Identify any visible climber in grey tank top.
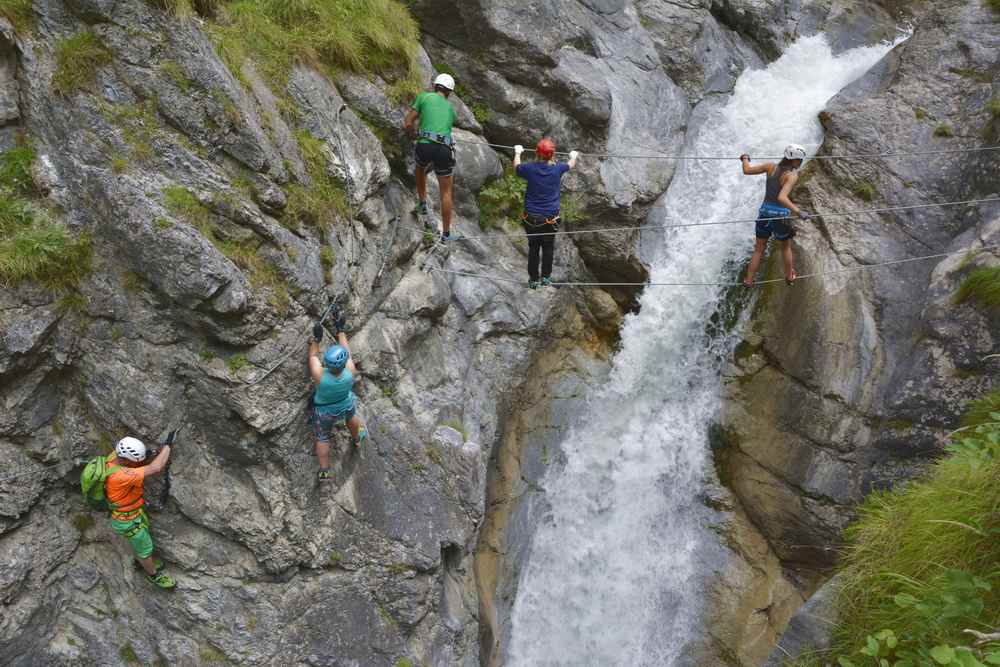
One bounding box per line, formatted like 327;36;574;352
739;144;812;286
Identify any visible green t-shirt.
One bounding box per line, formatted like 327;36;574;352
412;91;457;143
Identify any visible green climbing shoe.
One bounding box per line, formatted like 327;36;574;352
317;469;334;483
146;572;176;589
541;277;553;287
528;280;540;290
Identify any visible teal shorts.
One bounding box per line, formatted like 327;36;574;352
110;510;153;559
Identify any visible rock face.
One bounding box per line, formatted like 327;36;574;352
0;2;620;665
719;0;1000;657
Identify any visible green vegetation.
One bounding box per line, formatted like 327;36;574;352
328;549;342;566
284;130;348;231
206;0;422;99
443;419;468;442
199;646;228;664
424;444;443;468
72;512;96;534
119;644;139;664
0;0;34;31
101;101;161;163
986;0;1000;14
914;107;927;120
122;270;144;292
806;404;1000;667
478;168;526;230
852;180;877;202
934;123;955;138
52;31;112;95
227;354;249;373
150;0;224;19
395;659;414;667
111;155;128;174
160;60;192;92
387;562;412;576
963;391;1000;429
984;97;1000;143
949;67;993;84
199;347;216;362
954;266;1000;312
320;245;335;284
0;144;92;288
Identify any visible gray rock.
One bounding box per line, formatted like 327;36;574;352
764;576;841;666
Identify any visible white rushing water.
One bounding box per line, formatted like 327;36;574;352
507;34;900;666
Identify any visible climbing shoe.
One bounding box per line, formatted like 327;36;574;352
441;231;459;243
146;572;176;590
134;558;164;573
541;277;552;287
317;469;334;483
528;280;540;290
415;200;428;216
352;429;368;459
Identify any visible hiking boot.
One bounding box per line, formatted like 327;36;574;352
317;469;334;483
441;231;459;243
528;280;540;290
540;277;553;287
146;572;176;589
415;200;429;216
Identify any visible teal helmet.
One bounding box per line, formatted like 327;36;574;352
323;345;349;370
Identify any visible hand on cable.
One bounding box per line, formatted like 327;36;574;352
333;314;347;334
514;145;524;155
164;430;178;451
569;150;579;160
798;210;813;220
313;322;325;342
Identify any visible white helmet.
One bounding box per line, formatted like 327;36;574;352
115;436;147;462
783;144;807;161
433;73;455;91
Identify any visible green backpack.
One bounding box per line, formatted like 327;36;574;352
80;453;121;512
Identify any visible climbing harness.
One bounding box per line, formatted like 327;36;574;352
417;130;455;146
428;243;1000;288
523;212;562;232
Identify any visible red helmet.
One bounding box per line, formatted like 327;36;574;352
536;138;556;160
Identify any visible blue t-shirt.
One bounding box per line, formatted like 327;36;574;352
516;162;570;217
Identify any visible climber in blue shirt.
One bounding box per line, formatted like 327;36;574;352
308;309;367;483
514;138;579;288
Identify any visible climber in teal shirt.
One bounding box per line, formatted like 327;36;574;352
308;310;367;483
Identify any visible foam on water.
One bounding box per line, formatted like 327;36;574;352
507;34;901;666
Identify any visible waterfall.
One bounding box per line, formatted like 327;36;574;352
507;34;901;666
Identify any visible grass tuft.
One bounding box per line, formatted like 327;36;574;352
954;266;1000;312
160;61;193;92
0;0;34;31
823;411;1000;665
933;123;955;138
227;354;248;373
987;0;1000;13
72;512;96;534
149;0;224;18
205;0;422;99
52;31;113;95
119;644;139;664
852;180;877;202
0;144;40;196
284;130;348;230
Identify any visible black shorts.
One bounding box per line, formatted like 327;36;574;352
415;142;455;177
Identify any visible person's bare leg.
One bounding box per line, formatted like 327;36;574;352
744;238;768;285
137;555;157;576
316;440;330;469
346;415;361;440
415;165;427;204
439;175;454;234
782;239;795;282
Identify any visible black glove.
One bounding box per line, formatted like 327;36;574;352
313;322;325;342
164;429;178;450
333;314;347;334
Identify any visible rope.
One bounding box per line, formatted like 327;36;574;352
459;141;1000;162
409;196;1000;242
430;243;1000;288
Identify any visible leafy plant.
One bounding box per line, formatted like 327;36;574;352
954;266;1000;312
227;354;249;373
478;168;526;230
52;31;113;95
961;391;1000;429
830;417;1000;665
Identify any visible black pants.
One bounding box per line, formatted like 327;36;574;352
525;223;556;281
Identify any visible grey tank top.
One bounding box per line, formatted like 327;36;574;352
764;166;787;204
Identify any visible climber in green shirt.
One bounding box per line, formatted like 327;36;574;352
404;73;458;241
